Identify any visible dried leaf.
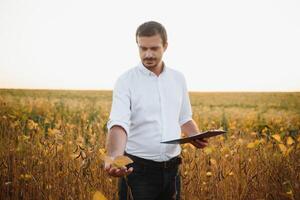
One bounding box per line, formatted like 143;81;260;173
278;144;287;153
99;148;106;155
210;158;217;166
112;156;133;168
247;142;256;149
99;154;133;168
93;191;107;200
272;134;281;143
206;171;212;177
287;137;294;145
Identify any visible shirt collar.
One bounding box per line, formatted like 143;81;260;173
138;62;167;77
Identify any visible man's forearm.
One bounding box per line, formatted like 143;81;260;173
106;126;127;157
181;119;200;136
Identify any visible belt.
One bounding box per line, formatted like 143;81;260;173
125;152;182;169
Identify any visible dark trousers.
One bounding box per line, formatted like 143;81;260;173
118;154;181;200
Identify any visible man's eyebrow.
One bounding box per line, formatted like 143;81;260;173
138;45;160;49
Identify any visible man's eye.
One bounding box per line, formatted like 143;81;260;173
140;47;147;51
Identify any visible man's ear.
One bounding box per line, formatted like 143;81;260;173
163;42;168;51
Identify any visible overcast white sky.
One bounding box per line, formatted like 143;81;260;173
0;0;299;91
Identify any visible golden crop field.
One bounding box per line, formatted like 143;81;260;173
0;89;299;200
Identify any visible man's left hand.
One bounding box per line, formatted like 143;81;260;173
190;138;208;148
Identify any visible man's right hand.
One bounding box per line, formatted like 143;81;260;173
104;162;133;177
105;125;132;177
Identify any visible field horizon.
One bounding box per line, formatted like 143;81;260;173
1;88;299;93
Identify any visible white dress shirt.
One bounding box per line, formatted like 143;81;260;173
107;62;192;161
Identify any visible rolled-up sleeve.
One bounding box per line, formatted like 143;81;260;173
179;75;193;126
107;76;131;134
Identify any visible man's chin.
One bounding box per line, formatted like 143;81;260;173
143;62;157;69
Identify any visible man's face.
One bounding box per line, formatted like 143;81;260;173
137;34;168;70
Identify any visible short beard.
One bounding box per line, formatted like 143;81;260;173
142;59;157;69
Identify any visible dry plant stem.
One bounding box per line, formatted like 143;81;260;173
124;175;134;200
20;165;48;200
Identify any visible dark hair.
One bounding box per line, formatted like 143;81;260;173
135;21;168;46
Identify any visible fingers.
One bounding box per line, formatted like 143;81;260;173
190;140;199;147
190;139;208;149
198;138;208;146
109;166;126;177
126;167;134;175
104;164;133;177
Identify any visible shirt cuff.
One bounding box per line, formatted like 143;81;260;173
107;120;130;135
179;117;192;126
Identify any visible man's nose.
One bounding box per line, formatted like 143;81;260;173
145;50;153;58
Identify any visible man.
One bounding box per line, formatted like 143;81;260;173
105;21;208;200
